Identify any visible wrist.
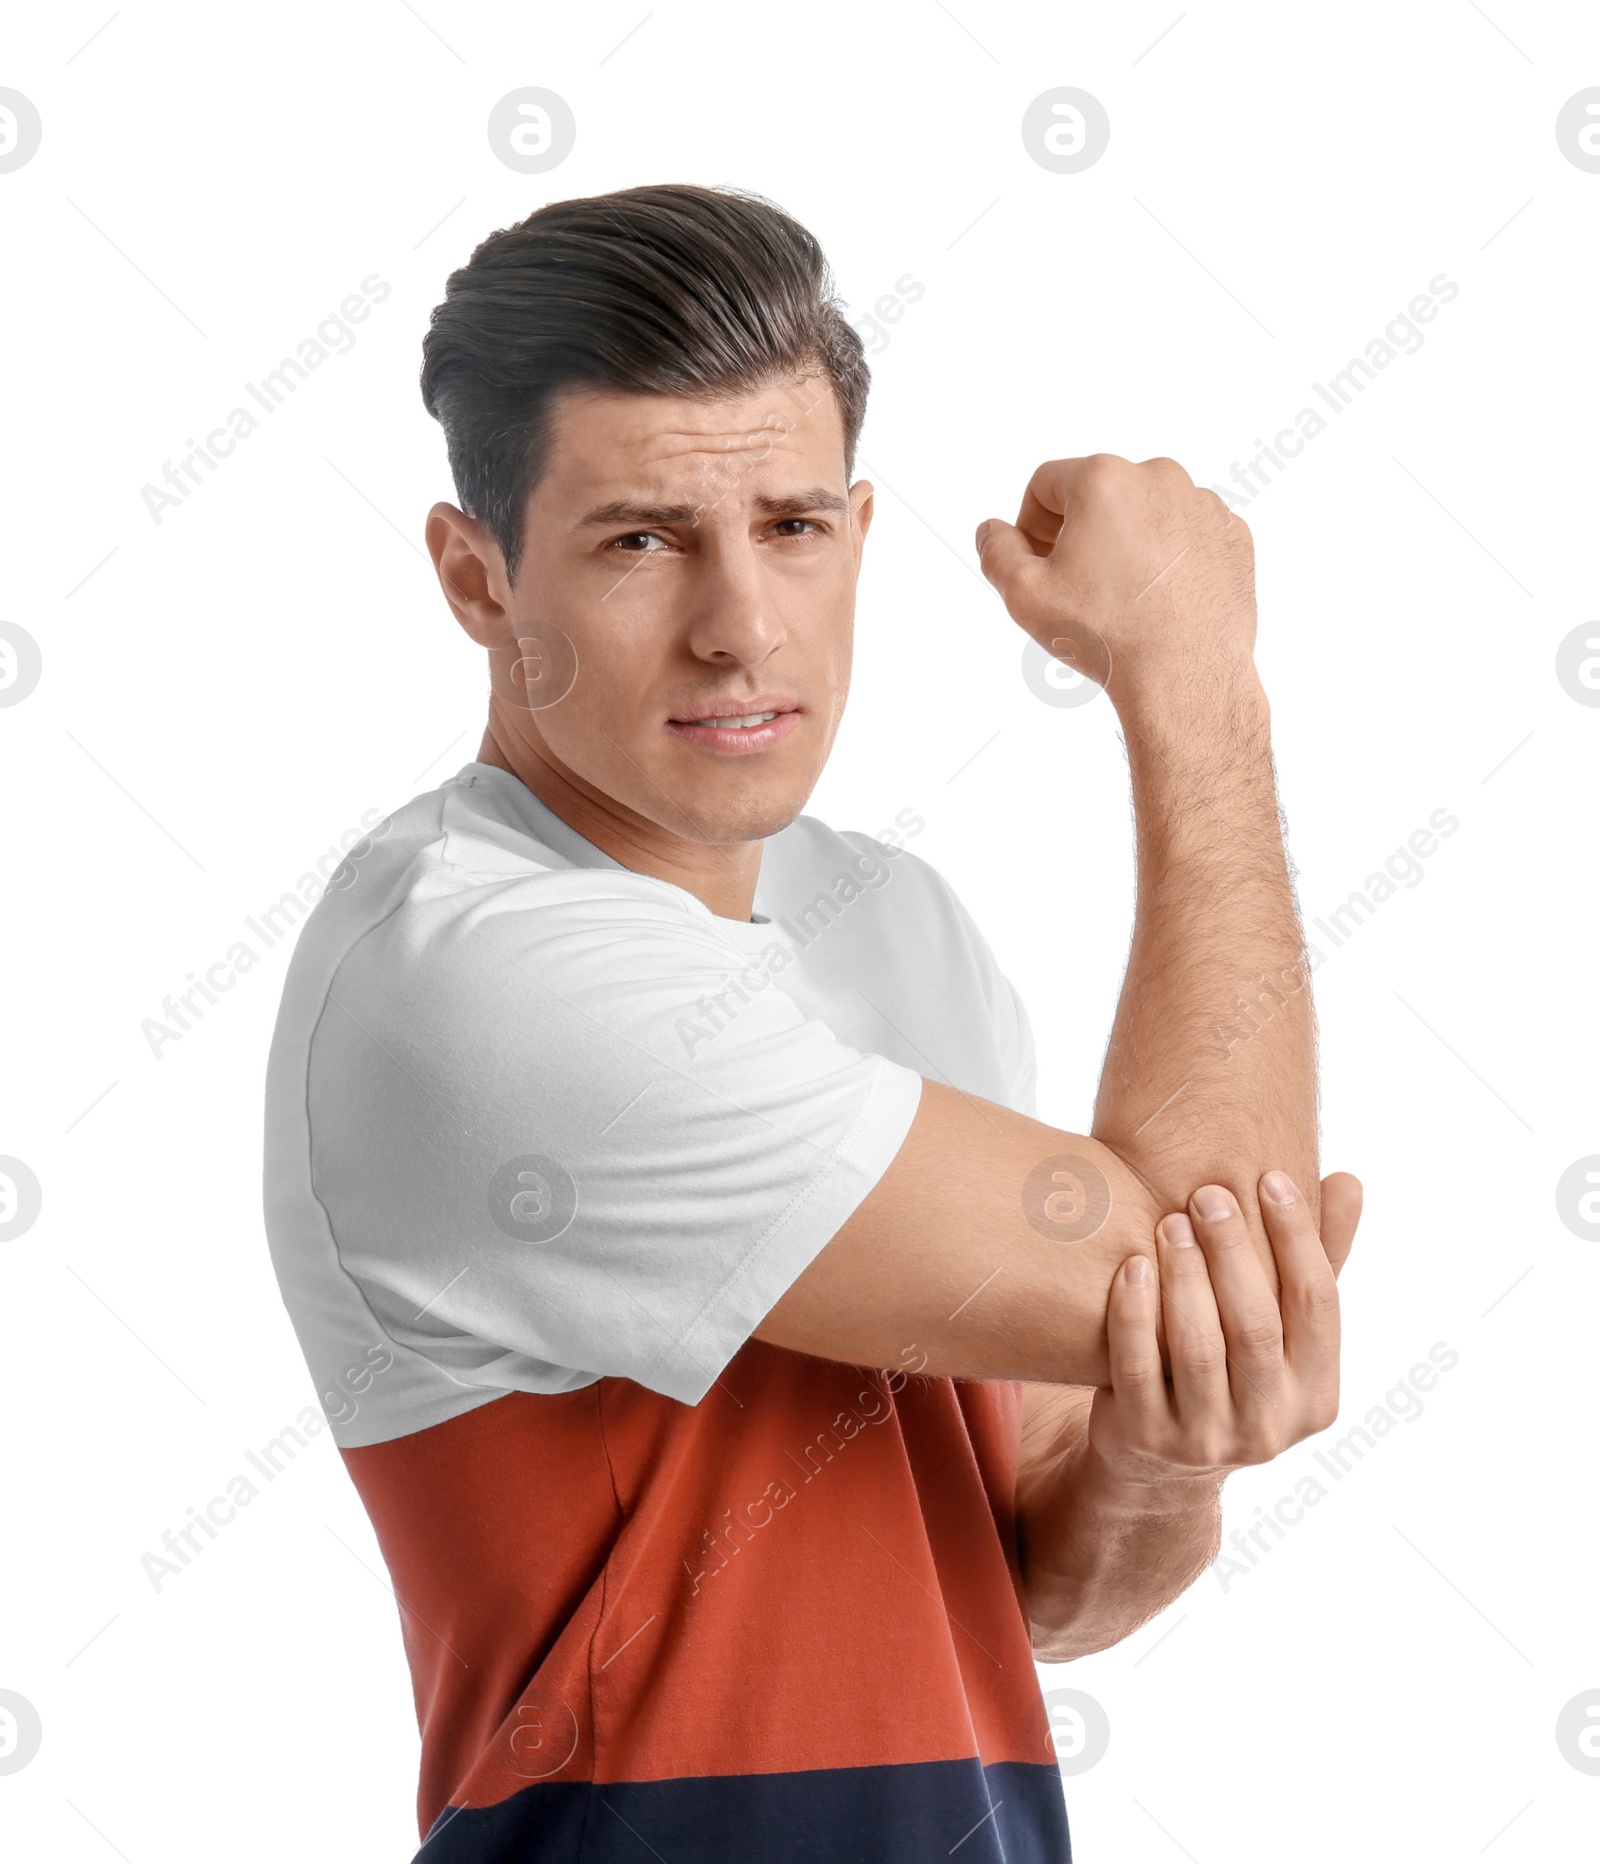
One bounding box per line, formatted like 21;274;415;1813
1075;1435;1228;1521
1111;652;1269;737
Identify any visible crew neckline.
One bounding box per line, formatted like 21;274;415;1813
456;761;775;927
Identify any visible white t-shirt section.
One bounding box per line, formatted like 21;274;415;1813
263;763;1039;1448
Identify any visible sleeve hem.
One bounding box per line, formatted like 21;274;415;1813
640;1056;926;1405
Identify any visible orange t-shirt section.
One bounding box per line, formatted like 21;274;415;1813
341;1338;1058;1834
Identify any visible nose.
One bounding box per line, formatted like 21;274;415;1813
682;533;789;666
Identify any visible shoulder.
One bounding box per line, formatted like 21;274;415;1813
765;806;951;909
773;809;991;940
284;773;741;1060
343;772;712;938
784;809;1030;1023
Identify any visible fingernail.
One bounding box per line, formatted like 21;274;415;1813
1261;1170;1295;1205
975;520;993;548
1191;1185;1233;1221
1160;1213;1197;1248
1125;1255;1153;1287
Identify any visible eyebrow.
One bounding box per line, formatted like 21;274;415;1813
574;486;850;529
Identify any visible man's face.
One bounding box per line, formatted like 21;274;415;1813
484;373;872;848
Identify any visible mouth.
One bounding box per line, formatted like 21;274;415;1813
664;697;803;755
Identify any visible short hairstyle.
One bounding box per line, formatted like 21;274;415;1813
419;183;871;586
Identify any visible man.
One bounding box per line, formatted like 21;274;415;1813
263;183;1360;1861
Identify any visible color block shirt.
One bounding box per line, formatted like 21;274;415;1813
262;761;1072;1862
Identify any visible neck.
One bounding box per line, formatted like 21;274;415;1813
475;725;763;922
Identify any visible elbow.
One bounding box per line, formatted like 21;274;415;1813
1022;1569;1129;1665
1028;1612;1128;1665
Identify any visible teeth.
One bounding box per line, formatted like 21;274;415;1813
699;712;778;729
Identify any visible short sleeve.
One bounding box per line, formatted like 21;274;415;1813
997;973;1040;1121
892;845;1040;1122
305;872;925;1407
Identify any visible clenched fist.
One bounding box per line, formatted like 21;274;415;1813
976;454;1256;701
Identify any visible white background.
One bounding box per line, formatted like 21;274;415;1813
2;2;1597;1858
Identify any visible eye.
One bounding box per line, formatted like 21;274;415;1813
606;530;667;554
772;518;823;538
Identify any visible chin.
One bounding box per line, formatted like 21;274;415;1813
683;780;812;847
708;800;808;845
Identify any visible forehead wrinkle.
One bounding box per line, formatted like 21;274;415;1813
643;426;800;464
552;387;846;528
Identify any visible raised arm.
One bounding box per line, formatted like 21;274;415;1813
754;454;1317;1388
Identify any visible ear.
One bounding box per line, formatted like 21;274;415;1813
426;502;512;648
849;478;874;566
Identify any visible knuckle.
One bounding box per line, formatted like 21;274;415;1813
1235;1313;1284;1355
1025;460;1068;502
1143;455;1192;485
1238;1425;1281;1465
1298;1276;1341;1321
1080;453;1126;494
1176;1338;1226;1379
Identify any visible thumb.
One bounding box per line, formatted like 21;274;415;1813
974;517;1040;596
1318;1170;1364;1280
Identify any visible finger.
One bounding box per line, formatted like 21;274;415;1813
974;517;1044;595
1105;1254;1170;1437
1257;1171;1340;1397
1260;1163;1335;1356
1155;1211;1229;1425
1014;455;1114;553
1186;1184;1285;1422
1317;1170;1364;1280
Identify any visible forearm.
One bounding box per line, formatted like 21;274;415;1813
1019;1399;1223;1661
985;460;1337;1621
1094;663;1320;1267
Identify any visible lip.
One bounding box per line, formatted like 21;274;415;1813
664;697;803;756
667;694;798;724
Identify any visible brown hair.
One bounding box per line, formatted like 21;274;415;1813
419;183;870;585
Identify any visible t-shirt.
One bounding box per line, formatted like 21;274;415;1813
262;760;1072;1863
